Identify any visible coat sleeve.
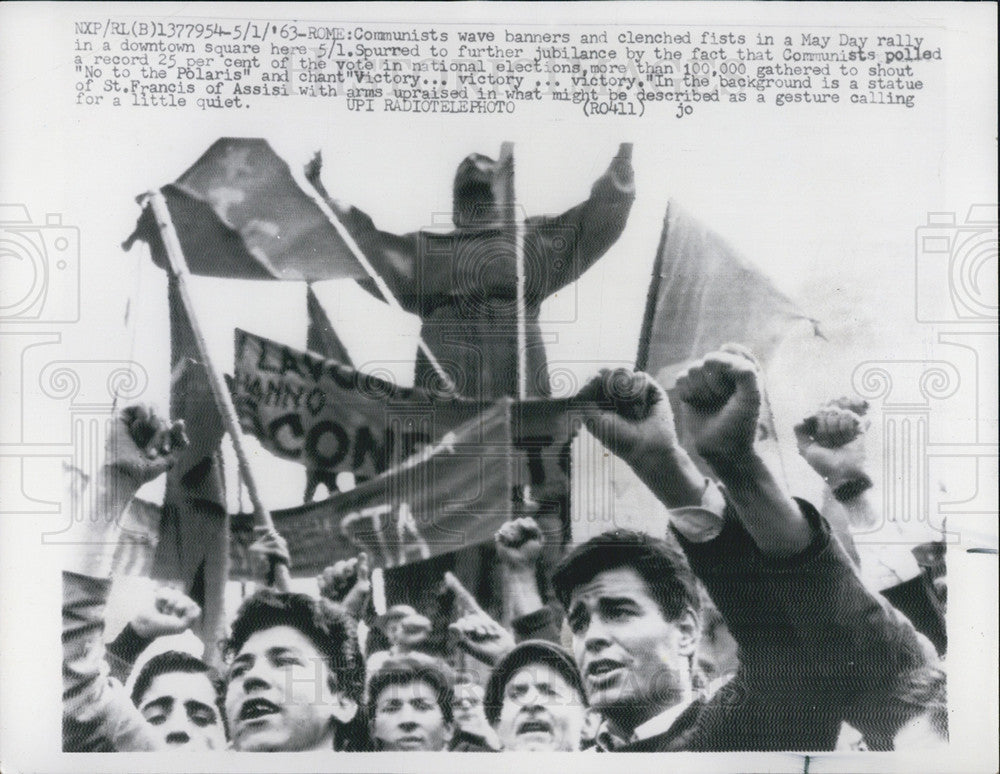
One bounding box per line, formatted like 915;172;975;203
324;202;423;313
675;498;930;751
105;623;154;684
526;149;635;299
63;572;157;752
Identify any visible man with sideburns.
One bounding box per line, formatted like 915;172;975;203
555;348;930;751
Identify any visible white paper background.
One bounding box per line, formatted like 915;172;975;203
1;3;996;773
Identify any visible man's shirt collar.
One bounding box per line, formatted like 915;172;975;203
594;698;695;751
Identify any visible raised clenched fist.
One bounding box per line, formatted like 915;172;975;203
575;367;680;463
794;400;870;491
108;405;188;485
317;552;370;619
130;586;201;639
495;517;544;570
676;346;763;461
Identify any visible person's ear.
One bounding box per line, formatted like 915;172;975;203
676;608;700;658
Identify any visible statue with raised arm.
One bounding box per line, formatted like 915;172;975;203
306;144;635;399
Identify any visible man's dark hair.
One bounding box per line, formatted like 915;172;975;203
130;650;226;728
222;588;364;704
552;528;701;623
367;655;456;726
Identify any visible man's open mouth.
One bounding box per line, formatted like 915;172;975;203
517;719;553;735
587;659;624;676
586;659;626;685
238;698;280;722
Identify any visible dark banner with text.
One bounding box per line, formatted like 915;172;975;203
230;400;513;576
233;329;580;498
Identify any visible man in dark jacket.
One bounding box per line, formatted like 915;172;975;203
552;351;931;751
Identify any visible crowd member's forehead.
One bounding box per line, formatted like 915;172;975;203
232;625;327;667
568;566;662;616
486;640;586;725
505;663;578;696
375;678;441;708
141;671;219;711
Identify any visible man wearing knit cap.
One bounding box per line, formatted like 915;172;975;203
485;640;588;751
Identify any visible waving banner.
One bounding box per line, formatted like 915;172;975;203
124;138;366;281
636;199;815;380
230;400;513;576
233;329;579;497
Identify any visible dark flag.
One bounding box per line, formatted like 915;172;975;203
123;138;366;281
307;284;353;366
148;277;229;665
634;200;818;478
637;199;816;378
232;328;578;496
230;401;513;577
572;201;819;540
305;284;355;499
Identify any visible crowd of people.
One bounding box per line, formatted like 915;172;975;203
62;347;948;753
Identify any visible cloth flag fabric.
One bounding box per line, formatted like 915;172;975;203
636;199;815;379
230;401;513;577
232;329;577;499
572;201;817;542
123;138;366;281
305;284;354;499
306;284;353;366
631;200;816;486
148;276;229;665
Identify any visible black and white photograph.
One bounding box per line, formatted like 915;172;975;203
0;3;996;773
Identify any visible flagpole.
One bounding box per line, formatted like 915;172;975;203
497;143;534;526
498;142;528;402
296;167;457;396
146;190;275;534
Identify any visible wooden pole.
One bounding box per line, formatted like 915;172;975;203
498;142;528;402
295;166;457;395
497;143;534;521
147;190;275;532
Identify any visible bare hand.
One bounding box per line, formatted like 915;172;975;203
444;571;513;665
610;143;634;189
130;586;201;639
304;151;325;191
798;401;869;448
249;526;291;576
318;552;370;619
395;610;432;649
449;613;515;667
794;402;870;489
676;346;762;461
576;368;680;464
108;405;188;485
495;517;544;570
444;571;486;617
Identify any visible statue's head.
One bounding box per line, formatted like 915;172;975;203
453;154;501;228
